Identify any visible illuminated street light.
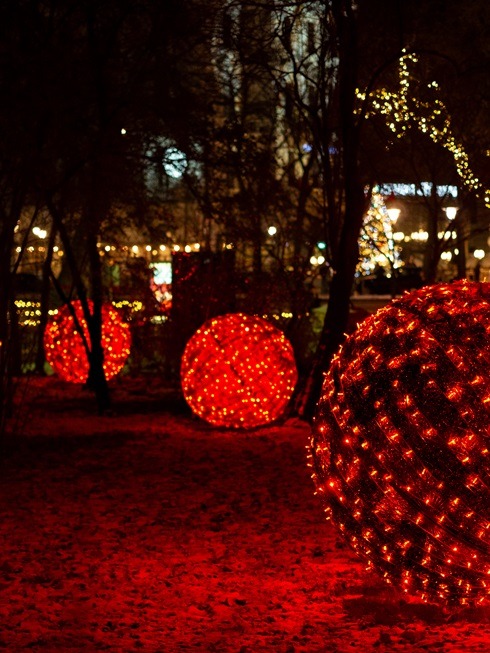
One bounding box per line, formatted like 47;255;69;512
386;207;401;222
473;249;485;260
32;226;47;239
267;226;277;236
444;206;458;220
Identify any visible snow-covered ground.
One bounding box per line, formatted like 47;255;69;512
1;376;490;652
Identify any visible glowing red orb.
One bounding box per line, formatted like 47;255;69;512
181;312;298;428
311;280;490;606
44;300;131;383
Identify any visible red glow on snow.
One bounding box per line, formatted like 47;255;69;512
44;300;131;383
311;280;490;606
181;312;298;428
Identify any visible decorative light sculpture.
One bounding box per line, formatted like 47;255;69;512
181;313;298;428
44;300;131;383
357;52;490;209
310;280;490;606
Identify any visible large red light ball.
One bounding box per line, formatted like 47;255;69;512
310;280;490;606
181;312;298;428
44;300;131;383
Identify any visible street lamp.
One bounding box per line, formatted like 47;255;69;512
385;192;401;224
444;206;458;221
386;207;401;223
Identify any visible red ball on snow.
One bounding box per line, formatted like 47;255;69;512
44;300;131;383
181;312;298;428
310;280;490;606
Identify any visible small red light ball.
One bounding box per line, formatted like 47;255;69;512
181;312;298;428
311;280;490;606
44;300;131;383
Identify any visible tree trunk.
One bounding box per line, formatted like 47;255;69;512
0;213;18;439
0;251;13;438
86;230;111;414
295;0;367;421
35;226;57;374
47;198;111;413
295;182;366;421
422;185;441;284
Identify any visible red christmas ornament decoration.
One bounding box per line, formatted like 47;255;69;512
44;300;131;383
181;312;298;428
310;280;490;606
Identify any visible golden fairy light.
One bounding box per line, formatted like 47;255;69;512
358;52;490;209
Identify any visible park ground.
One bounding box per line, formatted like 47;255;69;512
1;376;490;652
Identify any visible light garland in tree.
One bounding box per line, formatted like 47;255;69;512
310;280;490;606
358;52;490;209
181;313;298;428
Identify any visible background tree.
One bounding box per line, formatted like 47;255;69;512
0;0;217;420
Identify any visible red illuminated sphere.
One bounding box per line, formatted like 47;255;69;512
44;300;131;383
181;312;298;428
311;280;490;606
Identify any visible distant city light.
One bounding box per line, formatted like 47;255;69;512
379;183;458;198
32;226;47;239
163;147;187;179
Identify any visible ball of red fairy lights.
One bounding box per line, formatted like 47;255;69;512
44;300;131;383
310;280;490;606
181;312;298;428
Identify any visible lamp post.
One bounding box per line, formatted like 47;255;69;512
444;206;458;221
473;249;485;282
386;207;401;222
443;204;469;280
384;197;402;297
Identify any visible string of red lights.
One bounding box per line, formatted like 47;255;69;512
44;300;132;384
310;280;490;606
181;313;298;429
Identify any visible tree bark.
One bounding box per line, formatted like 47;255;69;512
85;230;111;414
35;226;57;374
295;0;367;421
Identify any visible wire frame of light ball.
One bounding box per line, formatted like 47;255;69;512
44;300;131;383
309;280;490;607
180;313;298;429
